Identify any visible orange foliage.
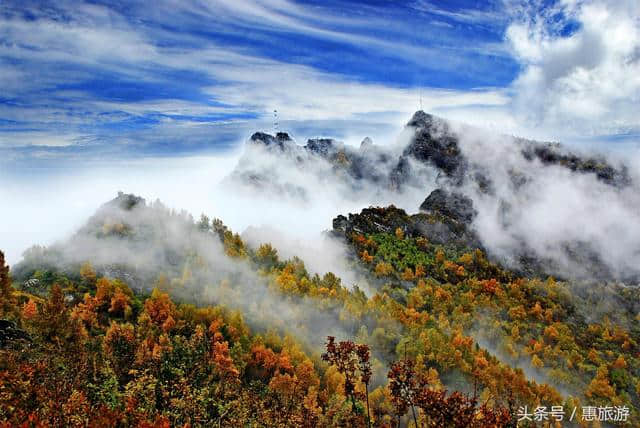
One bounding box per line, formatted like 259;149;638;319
508;305;526;320
62;390;90;426
250;344;280;378
401;267;415;281
374;262;393;277
585;366;616;399
143;288;176;327
612;355;627;369
161;314;175;333
480;278;499;295
71;294;99;329
22;299;38;320
451;332;473;351
109;289;131;317
544;325;559;341
95;277;114;305
531;354;544;369
360;250;374;263
530;302;543;320
212;340;239;379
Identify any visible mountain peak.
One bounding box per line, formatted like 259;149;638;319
109;192;146;211
407;110;437;128
249;131;293;150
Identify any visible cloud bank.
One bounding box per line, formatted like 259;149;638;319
506;0;640;139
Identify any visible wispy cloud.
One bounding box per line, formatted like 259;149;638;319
0;0;637;161
411;0;508;27
0;0;519;157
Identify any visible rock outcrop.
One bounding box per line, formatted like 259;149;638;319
249;131;294;151
237;112;635;282
419;188;476;224
304;138;343;157
333;187;481;249
403;111;467;181
521;143;630;187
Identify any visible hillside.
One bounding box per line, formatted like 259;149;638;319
2;111;640;427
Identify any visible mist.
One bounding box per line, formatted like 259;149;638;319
1;154;235;266
11;188;367;351
4;114;640;287
1;124;434;294
448;122;640;282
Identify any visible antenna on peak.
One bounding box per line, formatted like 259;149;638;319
419;88;423;111
273;109;279;133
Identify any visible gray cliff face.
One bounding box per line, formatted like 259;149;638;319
305;138;343;157
521;142;630;187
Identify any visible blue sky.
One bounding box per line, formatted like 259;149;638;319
1;0;639;166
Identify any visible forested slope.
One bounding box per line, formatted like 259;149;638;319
2;190;639;427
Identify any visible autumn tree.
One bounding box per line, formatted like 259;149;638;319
322;336;371;420
256;243;280;268
360;250;374;264
211;335;240;381
143;288;177;331
109;288;132;318
585;365;616;400
22;299;38;320
375;262;394;277
387;359;419;427
38;283;70;343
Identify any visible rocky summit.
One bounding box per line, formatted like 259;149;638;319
243;111;629;196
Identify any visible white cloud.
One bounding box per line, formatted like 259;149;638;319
506;0;640;138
